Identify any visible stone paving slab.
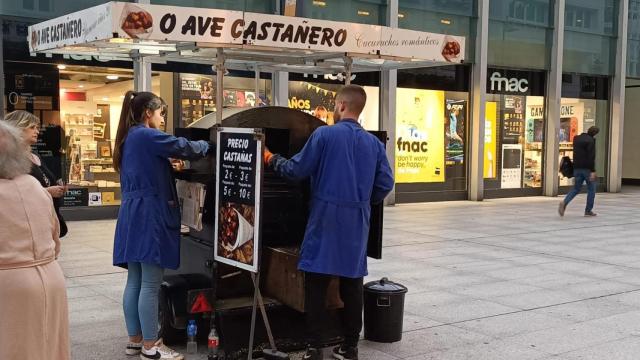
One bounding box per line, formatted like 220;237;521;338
57;187;640;359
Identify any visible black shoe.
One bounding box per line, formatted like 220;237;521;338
302;347;322;360
558;201;566;217
332;345;358;360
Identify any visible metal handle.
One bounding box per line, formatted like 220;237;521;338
377;295;391;307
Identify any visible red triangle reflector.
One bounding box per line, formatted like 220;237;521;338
191;293;213;313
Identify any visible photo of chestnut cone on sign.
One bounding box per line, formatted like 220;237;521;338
121;5;153;39
218;202;255;265
442;38;461;62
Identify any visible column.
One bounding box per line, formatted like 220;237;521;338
272;71;289;107
543;0;565;197
381;0;398;205
468;0;490;201
381;70;397;206
608;0;629;193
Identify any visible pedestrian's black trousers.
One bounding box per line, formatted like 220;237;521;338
304;272;363;348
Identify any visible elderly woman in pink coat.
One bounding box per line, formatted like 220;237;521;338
0;120;70;359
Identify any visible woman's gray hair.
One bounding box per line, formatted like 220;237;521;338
4;110;40;129
0;120;32;179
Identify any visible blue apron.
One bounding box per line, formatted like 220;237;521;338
113;125;209;270
271;120;394;278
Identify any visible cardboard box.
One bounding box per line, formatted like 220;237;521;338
262;246;343;313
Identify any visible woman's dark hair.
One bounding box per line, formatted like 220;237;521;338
113;91;166;172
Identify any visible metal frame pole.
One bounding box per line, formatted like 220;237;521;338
468;0;490;201
254;65;260;107
344;56;353;85
132;0;151;91
272;71;289;107
608;0;629;193
543;0;565;197
216;48;225;124
133;55;152;92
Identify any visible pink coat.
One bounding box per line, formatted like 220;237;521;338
0;174;70;360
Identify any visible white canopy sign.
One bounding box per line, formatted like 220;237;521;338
28;2;465;63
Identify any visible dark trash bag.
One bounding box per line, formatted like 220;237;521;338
363;277;408;343
560;156;574;178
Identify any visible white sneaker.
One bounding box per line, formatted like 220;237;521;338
126;341;142;355
140;339;184;360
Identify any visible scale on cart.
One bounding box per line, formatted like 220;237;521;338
28;4;465;359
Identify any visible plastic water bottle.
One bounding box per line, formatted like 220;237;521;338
207;326;219;360
187;320;198;354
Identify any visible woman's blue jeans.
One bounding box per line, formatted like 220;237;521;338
123;262;164;341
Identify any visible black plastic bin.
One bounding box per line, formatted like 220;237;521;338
363;277;408;343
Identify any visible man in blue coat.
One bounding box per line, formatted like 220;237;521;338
265;85;394;360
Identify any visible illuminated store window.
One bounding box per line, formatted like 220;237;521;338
484;68;546;192
560;74;610;188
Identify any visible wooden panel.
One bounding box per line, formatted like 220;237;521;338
262;246;343;313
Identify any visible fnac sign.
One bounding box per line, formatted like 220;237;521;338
486;68;546;96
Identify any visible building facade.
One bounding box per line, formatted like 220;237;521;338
0;0;636;217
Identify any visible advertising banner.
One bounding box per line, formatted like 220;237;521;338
288;81;379;129
445;100;465;164
484;102;498;178
501;144;523;189
560;102;584;143
524;98;544;188
63;188;89;207
29;2;466;63
288;81;339;123
526;104;544;144
379;27;464;63
395;89;445;183
502;95;525;145
214;127;262;273
112;2;243;43
28;2;113;52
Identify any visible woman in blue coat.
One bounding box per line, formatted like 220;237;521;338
112;91;209;360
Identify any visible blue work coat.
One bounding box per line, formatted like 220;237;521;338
113;125;209;270
271;119;394;278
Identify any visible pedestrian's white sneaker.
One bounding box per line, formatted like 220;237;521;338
126;341;142;355
140;339;184;360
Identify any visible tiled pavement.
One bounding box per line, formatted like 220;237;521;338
63;188;640;359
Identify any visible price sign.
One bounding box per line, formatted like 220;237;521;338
214;127;263;273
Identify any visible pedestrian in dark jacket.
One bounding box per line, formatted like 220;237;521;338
559;126;600;217
264;85;394;360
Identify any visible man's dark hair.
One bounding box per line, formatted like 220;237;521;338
336;85;367;115
587;126;600;137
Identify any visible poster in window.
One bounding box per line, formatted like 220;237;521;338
559;101;584;186
502;95;525;144
395;88;445;183
287;82;379;129
214;128;262;273
560;103;583;143
524;99;544;188
484;102;498;178
445;100;465;164
501;144;523;189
